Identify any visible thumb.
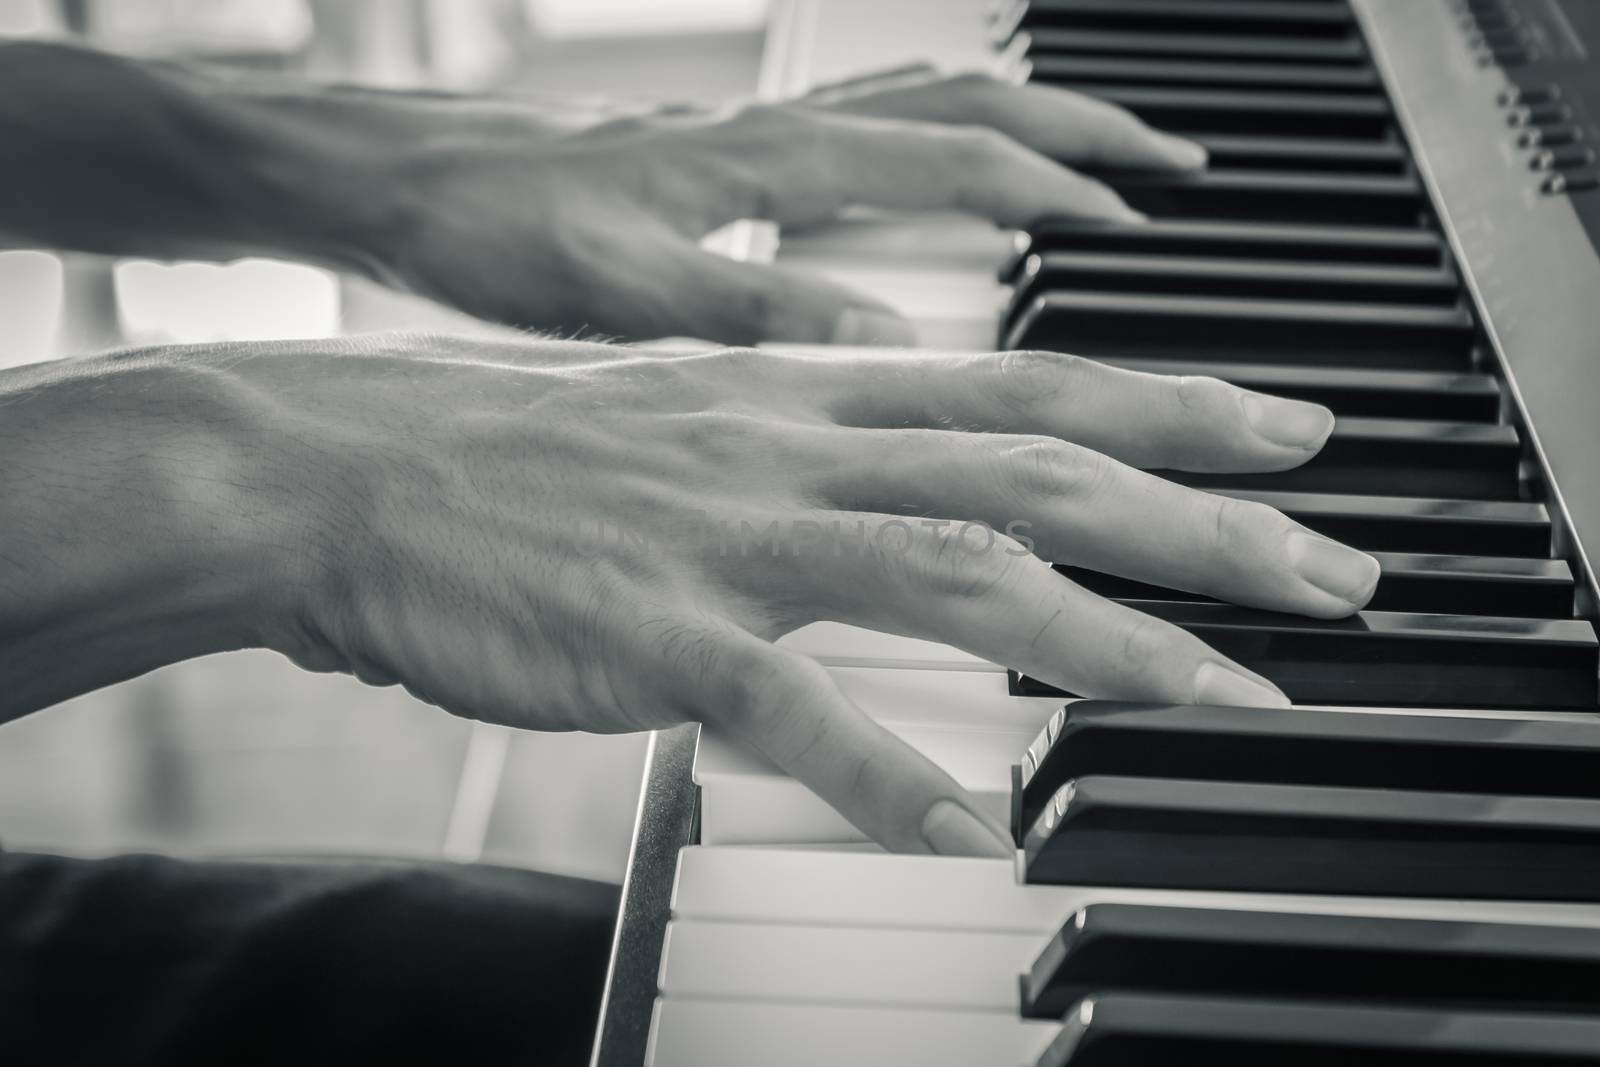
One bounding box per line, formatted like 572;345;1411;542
677;246;919;347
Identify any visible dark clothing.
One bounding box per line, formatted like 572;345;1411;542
0;852;619;1067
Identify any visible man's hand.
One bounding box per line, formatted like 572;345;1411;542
0;340;1377;858
0;43;1202;345
370;73;1204;345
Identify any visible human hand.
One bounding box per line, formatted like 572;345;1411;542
358;74;1204;345
209;338;1375;858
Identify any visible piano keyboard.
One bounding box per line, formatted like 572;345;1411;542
590;1;1600;1064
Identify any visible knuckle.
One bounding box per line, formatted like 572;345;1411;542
674;409;767;462
907;522;1017;601
989;349;1087;411
1113;611;1172;674
939;71;1005;117
1005;438;1109;501
1209;495;1288;553
951;123;1013;165
693;346;766;382
630;356;703;400
717;648;835;761
707;345;763;365
709;639;794;719
1174;373;1234;416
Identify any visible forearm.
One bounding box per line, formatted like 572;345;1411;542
0;348;306;721
0;41;407;277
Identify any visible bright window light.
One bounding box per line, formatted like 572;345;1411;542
114;258;340;345
0;0;61;37
0;250;63;367
525;0;768;38
88;0;312;54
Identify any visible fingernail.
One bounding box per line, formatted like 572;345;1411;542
1241;393;1335;451
1289;530;1382;605
1194;661;1290;709
1158;131;1208;169
831;307;917;347
921;799;1013;859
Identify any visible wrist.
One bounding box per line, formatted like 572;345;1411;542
170;67;421;282
0;348;324;715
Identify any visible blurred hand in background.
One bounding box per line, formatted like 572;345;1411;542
1;42;1205;347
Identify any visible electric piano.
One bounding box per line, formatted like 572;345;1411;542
592;1;1600;1063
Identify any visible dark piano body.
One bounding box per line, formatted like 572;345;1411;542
593;1;1600;1064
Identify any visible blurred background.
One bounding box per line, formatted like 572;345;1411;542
0;0;772;882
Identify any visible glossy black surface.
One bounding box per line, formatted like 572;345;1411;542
1022;903;1600;1018
1172;417;1522;499
1028;54;1380;92
1014;251;1457;307
1016;27;1369;65
1187;134;1408;174
1216;488;1551;555
1012;218;1445;270
1059;86;1391;138
1109;169;1426;226
1017;0;1356;34
1010;601;1598;709
1058;549;1574;617
1013;701;1600;839
1005;291;1475;368
1033;991;1600;1067
1091;358;1500;420
1022;775;1600;899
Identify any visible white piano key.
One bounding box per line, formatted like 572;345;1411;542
672;846;1600;933
695;665;1058;845
658;919;1041;1010
697;720;1036;845
776;212;1017;269
646;998;1057;1067
784;0;1006;98
777;622;992;668
832;664;1053;728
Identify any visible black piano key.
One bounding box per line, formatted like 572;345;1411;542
1022;903;1600;1019
1187;134;1409;174
1055;86;1392;138
1089;359;1501;421
1058;550;1573;617
1017;0;1355;37
1003;291;1475;370
1008;602;1598;709
1015;701;1600;840
1015;27;1369;65
1109;170;1425;226
1168;417;1522;500
1027;54;1380;93
1219;489;1550;555
1033;991;1600;1066
1022;775;1600;899
1014;252;1458;307
1013;218;1445;268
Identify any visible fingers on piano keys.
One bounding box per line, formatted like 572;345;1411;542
625;1;1600;1064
